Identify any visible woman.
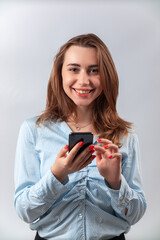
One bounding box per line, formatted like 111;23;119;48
14;33;147;240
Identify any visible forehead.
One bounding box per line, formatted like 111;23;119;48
63;46;98;64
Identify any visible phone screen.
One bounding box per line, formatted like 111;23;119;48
69;132;93;157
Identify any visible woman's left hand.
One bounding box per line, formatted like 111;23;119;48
94;138;122;190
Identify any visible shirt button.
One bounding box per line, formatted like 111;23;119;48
78;213;83;218
120;196;124;201
53;194;59;199
80;178;85;183
79;202;83;206
80;190;84;194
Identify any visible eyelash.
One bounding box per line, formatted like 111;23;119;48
69;68;99;74
69;68;79;72
89;69;98;73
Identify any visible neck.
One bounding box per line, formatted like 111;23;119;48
67;106;94;133
76;106;92;124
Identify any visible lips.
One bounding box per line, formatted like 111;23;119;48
73;88;95;98
73;88;93;94
72;88;94;97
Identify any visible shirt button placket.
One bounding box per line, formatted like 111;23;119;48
78;177;86;239
78;188;85;218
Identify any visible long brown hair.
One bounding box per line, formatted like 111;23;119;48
36;33;132;145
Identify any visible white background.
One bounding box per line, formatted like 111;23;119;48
0;0;160;239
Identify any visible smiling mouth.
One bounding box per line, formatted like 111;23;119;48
73;88;93;94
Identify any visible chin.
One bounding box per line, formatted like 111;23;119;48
74;101;92;108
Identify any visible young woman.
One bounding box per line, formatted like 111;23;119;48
14;33;147;240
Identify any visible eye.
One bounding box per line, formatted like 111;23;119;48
88;68;99;74
69;68;79;72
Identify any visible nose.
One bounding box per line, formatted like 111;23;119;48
78;70;90;85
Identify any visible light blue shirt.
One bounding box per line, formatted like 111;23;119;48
14;117;147;240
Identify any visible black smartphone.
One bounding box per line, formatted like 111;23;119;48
69;132;93;158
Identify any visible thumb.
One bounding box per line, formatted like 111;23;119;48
95;150;102;162
57;145;69;158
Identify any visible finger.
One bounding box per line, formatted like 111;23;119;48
94;145;108;162
74;146;94;166
103;144;119;153
78;155;96;170
94;145;106;154
97;138;112;144
57;144;69;158
95;150;102;162
79;144;94;156
68;141;85;161
108;153;122;161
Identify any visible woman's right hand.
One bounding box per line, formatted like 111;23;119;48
51;142;95;183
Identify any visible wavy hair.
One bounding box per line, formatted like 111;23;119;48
36;33;132;145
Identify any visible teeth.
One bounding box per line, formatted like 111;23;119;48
75;89;91;94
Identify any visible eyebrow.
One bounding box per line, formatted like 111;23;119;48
66;63;98;68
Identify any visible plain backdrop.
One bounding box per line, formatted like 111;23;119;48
0;0;160;239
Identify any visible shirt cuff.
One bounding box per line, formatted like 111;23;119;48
105;174;133;207
30;170;69;202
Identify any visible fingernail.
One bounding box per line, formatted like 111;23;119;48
92;155;96;159
97;139;102;142
89;145;94;150
104;145;109;149
108;155;112;159
78;141;84;146
90;149;95;154
64;144;69;149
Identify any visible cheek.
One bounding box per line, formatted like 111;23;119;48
62;73;74;87
95;79;103;96
94;78;102;90
63;80;73;92
62;75;69;89
97;87;103;97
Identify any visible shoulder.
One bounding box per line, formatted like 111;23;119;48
20;116;39;130
18;116;40;139
20;116;63;135
25;116;39;126
121;132;140;150
120;132;141;166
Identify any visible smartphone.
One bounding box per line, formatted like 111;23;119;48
69;132;93;158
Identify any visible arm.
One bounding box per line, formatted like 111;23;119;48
14;120;95;224
14;121;69;224
94;134;147;225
